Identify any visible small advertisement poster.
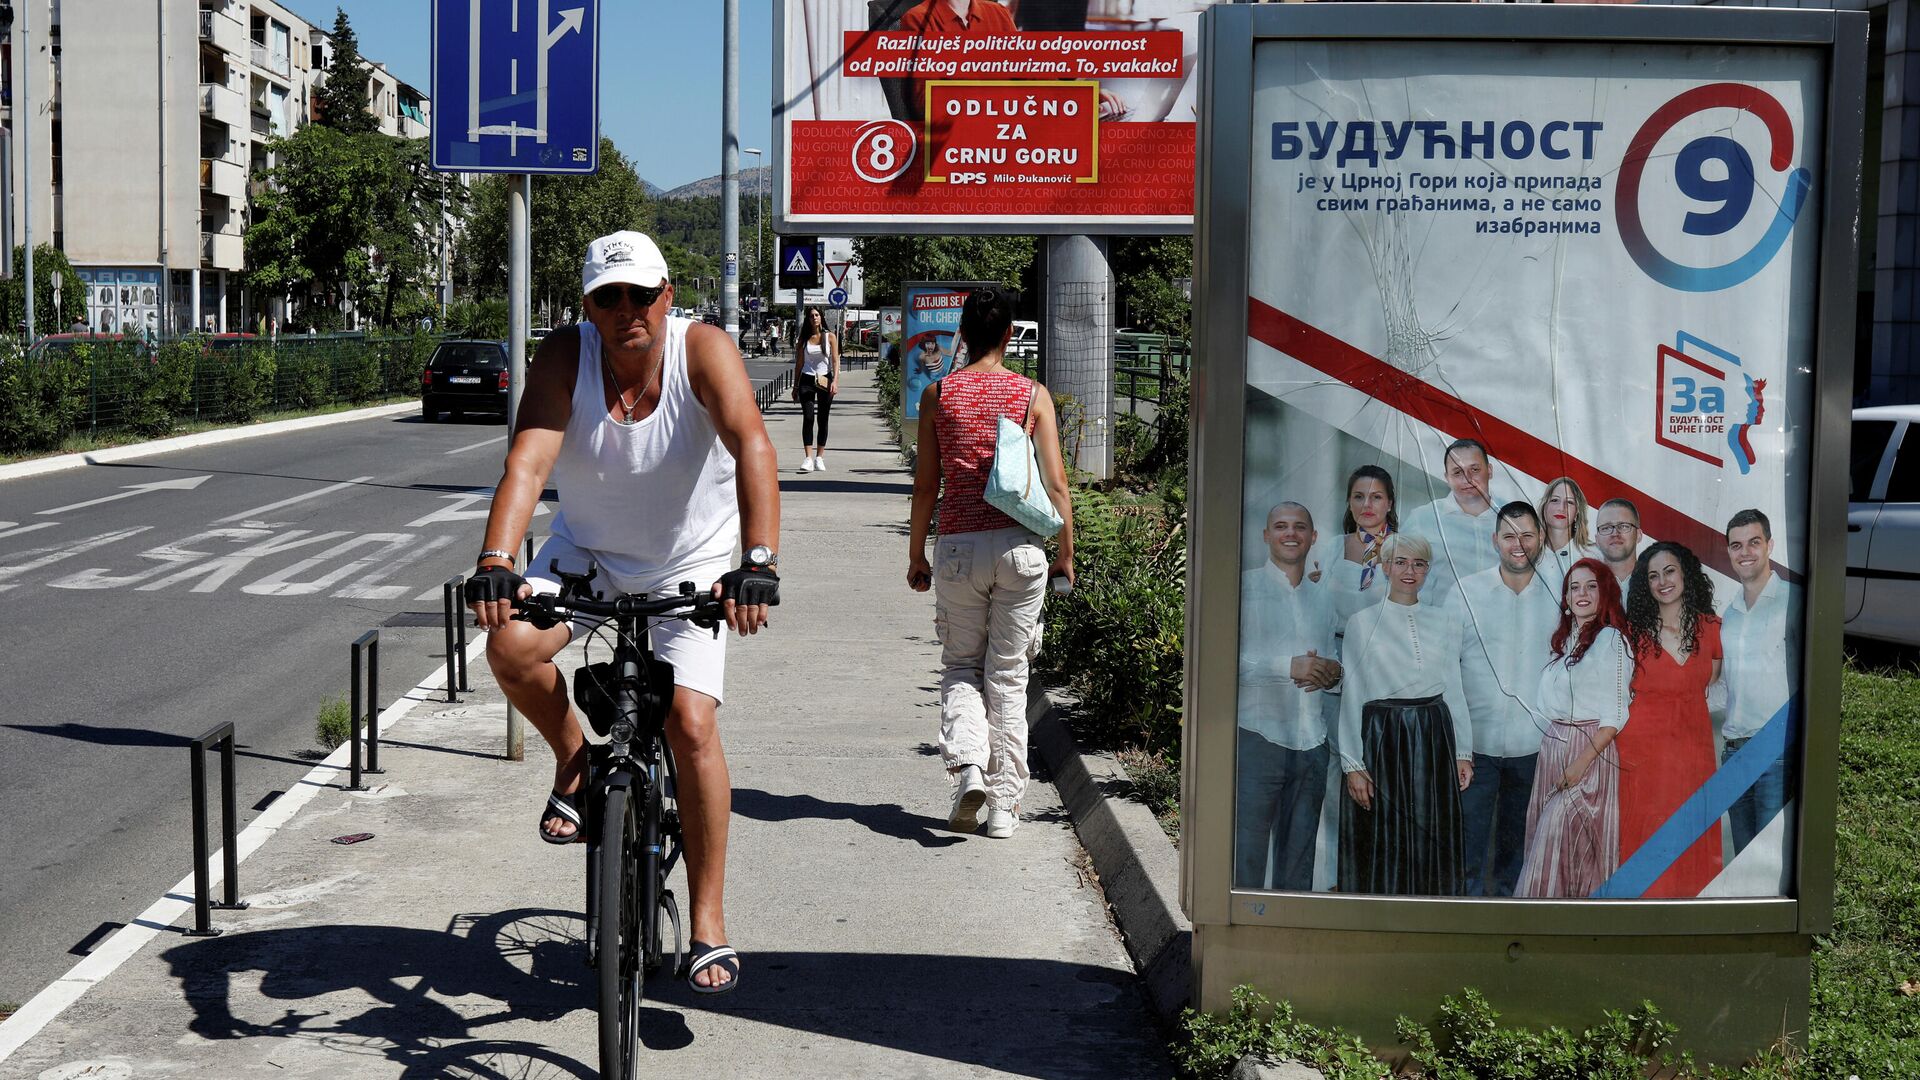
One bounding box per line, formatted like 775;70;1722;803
900;281;996;445
1232;41;1819;902
74;267;162;336
780;0;1228;232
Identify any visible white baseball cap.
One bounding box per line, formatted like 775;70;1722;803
582;230;670;294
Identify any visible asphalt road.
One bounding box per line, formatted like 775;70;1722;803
0;364;793;1007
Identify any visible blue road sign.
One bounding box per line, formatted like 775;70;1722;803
828;287;849;308
431;0;600;174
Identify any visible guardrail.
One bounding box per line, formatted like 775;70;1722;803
755;369;794;413
185;722;248;937
349;629;382;791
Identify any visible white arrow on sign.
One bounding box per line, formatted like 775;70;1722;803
544;6;585;50
537;4;587;147
36;475;213;516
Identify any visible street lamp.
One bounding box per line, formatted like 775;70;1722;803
743;147;764;338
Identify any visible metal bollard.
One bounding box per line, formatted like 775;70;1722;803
350;629;383;789
186;721;248;936
442;576;465;702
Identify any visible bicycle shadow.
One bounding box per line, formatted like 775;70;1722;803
730;787;965;849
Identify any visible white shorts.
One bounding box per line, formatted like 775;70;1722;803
525;534;729;705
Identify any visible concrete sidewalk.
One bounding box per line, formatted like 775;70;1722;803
0;369;1171;1080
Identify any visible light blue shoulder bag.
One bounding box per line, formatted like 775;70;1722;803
983;380;1064;538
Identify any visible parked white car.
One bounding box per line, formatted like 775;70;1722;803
1007;320;1039;359
1847;405;1920;644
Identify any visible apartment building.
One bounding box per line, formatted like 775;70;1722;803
1;0;430;336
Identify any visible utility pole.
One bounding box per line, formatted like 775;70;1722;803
503;172;530;763
744;146;763;337
20;0;32;341
720;0;740;343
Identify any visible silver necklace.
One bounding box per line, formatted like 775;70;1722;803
602;344;662;424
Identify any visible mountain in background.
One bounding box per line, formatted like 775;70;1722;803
642;178;666;199
661;166;771;201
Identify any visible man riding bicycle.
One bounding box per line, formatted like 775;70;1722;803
466;231;780;994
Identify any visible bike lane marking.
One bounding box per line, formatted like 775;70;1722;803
212;475;377;525
0;629;494;1067
444;435;508;456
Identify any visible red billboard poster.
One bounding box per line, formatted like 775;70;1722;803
778;0;1226;234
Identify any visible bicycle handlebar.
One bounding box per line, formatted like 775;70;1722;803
508;562;728;630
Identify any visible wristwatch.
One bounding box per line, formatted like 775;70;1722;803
745;544;778;570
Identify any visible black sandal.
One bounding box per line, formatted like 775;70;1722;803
684;941;741;995
537;789;585;845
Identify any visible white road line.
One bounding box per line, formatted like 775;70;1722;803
212;476;376;524
0;521;58;541
0;632;493;1067
444;435;508;456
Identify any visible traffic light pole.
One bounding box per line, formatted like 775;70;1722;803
720;0;740;343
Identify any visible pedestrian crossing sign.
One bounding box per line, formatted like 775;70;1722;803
778;236;822;288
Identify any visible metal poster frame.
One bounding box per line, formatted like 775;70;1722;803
772;0;1245;237
1184;2;1865;1053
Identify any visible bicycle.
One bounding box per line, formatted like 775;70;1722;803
511;562;726;1080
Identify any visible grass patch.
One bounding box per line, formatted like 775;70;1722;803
0;1002;17;1023
315;695;352;751
1115;745;1180;844
0;395;413;467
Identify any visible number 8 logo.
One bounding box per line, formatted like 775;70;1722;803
1616;83;1813;293
851;120;916;184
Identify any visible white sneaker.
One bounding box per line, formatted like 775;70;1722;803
948;766;987;833
798;456;815;473
985;808;1020;839
813;453;827;470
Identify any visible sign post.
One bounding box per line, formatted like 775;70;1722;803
433;0;602;763
1185;4;1866;1062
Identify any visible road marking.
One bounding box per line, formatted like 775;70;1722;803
0;633;493;1067
0;528;152;586
444;435;507;456
0;521;58;541
212;476;375;524
36;475;212;516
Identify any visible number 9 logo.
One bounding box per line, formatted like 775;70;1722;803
1615;83;1812;293
851;120;916;184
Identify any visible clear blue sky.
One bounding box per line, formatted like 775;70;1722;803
286;1;775;191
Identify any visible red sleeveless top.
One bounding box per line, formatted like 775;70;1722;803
933;369;1033;535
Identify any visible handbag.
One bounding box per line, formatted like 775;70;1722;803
984;381;1065;538
813;373;831;391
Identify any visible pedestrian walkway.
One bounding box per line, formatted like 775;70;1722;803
0;369;1170;1079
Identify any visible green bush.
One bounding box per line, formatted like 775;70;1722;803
219;344;277;424
337;344;383;404
0;344;86;452
120;336;197;437
277;346;335;410
315;695;351;750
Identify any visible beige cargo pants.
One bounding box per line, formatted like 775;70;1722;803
933;526;1049;812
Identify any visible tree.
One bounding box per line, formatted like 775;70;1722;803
851;236;1037;306
453;137;653;316
1111;236;1192;337
0;244;87;335
314;8;378;136
245;125;462;329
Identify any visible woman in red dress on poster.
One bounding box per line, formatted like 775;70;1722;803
1617;541;1724;897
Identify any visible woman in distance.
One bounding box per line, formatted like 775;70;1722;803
1515;558;1633;899
791;305;840;473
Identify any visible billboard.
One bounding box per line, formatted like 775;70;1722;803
898;281;995;448
776;0;1230;234
1225;40;1834;903
75;268;162;337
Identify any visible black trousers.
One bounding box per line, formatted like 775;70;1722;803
800;381;833;448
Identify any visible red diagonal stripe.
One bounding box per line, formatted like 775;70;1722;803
1246;297;1800;586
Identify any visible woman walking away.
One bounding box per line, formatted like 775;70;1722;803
906;286;1075;838
1515;558;1633;899
792;305;840;472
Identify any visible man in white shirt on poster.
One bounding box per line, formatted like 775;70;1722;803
1400;438;1500;605
1720;507;1797;855
1594;498;1646;590
1452;502;1559;896
1235;502;1341;891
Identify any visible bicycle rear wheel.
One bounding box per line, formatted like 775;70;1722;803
596;784;641;1079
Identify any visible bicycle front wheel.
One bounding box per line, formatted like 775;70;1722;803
596;784;641;1078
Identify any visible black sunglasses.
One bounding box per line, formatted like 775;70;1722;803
590;283;664;310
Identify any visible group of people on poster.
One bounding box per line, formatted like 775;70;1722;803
1235;438;1798;899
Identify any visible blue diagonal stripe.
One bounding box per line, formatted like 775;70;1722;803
1591;697;1794;898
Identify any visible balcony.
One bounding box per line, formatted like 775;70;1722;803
198;8;246;57
200;230;244;271
198;81;247;129
201;156;246;200
250;42;292;81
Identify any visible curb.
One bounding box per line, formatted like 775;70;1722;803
0;401;419;482
1028;689;1192;1020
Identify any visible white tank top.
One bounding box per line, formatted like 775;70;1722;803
801;340;829;376
548;318;739;587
